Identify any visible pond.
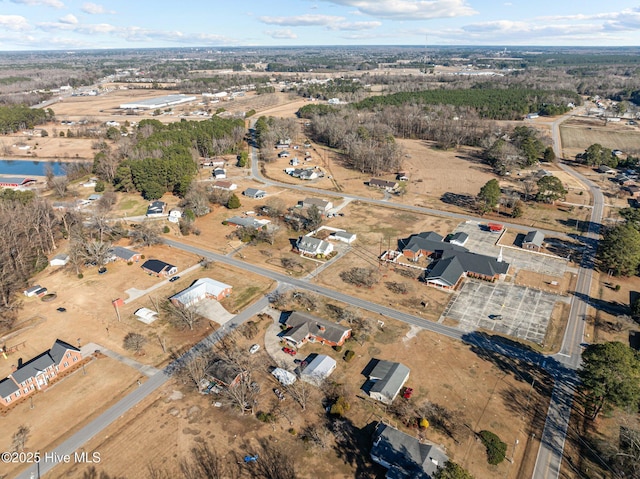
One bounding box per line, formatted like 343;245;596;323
0;159;68;176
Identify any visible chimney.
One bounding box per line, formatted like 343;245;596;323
317;323;326;332
17;358;23;368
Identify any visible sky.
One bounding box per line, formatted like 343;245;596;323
1;0;640;50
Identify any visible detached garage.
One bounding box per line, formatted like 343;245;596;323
301;355;336;385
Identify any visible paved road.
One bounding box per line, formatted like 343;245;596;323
531;112;603;479
15;296;271;479
249;131;575;241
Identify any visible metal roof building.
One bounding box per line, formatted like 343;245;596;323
119;94;197;110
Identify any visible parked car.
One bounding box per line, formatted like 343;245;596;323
169;275;180;282
56;307;66;313
249;344;260;354
282;347;297;356
403;387;414;399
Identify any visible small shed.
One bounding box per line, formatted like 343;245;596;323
301;355;336;385
24;285;43;297
330;231;357;244
272;368;296;386
50;253;69;267
134;308;158;324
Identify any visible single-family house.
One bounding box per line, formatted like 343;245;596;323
301;354;336;385
50;253;69;267
302;197;333;213
168;209;182;223
448;232;468;247
278;151;290;158
616;174;634;186
141;259;177;277
275;143;290;150
396;172;409;181
370;423;448;479
212;181;237;191
243;188;267;199
330;231;357;244
366;359;410;405
170;277;232;307
296;236;334;256
625;185;640;199
0;339;82;407
297;169;317;180
110;246;141;263
207;359;244;388
597;165;616;174
134;307;159;324
225;216;270;229
535;169;552;179
146;201;166;217
522;230;545;251
213;168;226;179
369;178;398;192
283;311;351;348
23;285;42;297
87;193;102;202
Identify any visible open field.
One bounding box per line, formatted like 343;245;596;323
48;311;550;479
1;354;141;478
560;116;640;159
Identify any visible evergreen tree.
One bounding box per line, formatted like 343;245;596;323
536;176;567;203
227;193;241;209
598;223;640;276
477;179;501;214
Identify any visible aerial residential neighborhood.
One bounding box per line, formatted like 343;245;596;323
0;11;639;479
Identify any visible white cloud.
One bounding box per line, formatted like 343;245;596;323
59;14;78;25
0;15;31;31
11;0;64;8
265;29;298;39
259;14;345;26
81;2;115;15
320;0;477;20
329;20;382;30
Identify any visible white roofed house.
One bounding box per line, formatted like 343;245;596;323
168;209;182;223
296;236;334;257
330;230;357;244
301;354;337;385
170;278;233;307
50;253;69;267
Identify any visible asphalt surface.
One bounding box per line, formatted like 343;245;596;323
531;113;603;479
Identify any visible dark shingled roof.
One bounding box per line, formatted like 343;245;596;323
10;339;80;384
207;359;243;386
399;232;467;256
425;255;465;287
371;423;448;479
141;259;176;275
0;377;19;398
369;360;410;403
285;311;351;345
523;230;545;248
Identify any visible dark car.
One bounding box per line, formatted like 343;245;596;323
56;307;67;313
169;276;180;282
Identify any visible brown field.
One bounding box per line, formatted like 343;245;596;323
560;116;640;159
48;311;550;479
1;355;141;478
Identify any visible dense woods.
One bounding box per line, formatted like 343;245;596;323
354;88;580;120
0;105;54;133
101;117;244;199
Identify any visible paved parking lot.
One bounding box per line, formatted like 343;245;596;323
452;221;568;276
440;280;565;344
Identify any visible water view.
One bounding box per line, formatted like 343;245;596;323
0;159;68;176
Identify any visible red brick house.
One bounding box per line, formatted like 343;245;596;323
0;339;82;407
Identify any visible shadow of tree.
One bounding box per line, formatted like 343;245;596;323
328;418;382;478
571;291;629;316
440;192;476;209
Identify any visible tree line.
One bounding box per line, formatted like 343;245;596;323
0;105;54;134
93;117;244;200
353;88;580;120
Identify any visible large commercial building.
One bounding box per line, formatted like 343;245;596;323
119;94;196;110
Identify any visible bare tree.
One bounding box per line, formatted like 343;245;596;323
162;300;202;331
12;425;30;452
123;332;147;355
285;378;313;411
177;352;212;390
129;221;161;247
50;176;69;197
222;372;260;415
180;442;239;479
249;438;298;479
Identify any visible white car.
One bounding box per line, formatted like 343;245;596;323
249;344;260;354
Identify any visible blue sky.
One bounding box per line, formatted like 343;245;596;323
1;0;640;50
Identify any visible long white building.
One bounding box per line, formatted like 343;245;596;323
119;94;197;110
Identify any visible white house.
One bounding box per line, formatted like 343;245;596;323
296;236;334;256
213;168;226;179
50;253;69;267
302;198;333;212
134;308;158;325
24;285;42;297
168;209;182;223
330;231;357;244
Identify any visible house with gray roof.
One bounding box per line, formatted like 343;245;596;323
283;311;351;348
146;201;166;217
225;216;271;229
330;230;357;244
371;423;448;479
296;235;334;256
369;178;399;191
0;339;82;407
398;232;466;262
367;359;410;405
109;246;141;262
425;250;509;290
448;232;469;247
302;197;333;212
522;230;545;251
243;188;267;199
